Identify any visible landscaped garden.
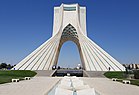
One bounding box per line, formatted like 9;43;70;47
0;70;37;84
104;71;139;86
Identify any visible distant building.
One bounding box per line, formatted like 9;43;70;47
123;64;139;70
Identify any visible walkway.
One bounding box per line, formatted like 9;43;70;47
0;77;139;95
81;77;139;95
0;77;60;95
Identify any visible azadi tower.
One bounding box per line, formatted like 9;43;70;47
13;4;125;71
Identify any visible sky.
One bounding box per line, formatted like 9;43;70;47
0;0;139;67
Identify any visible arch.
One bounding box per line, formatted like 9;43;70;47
57;41;81;68
53;24;85;69
13;4;125;71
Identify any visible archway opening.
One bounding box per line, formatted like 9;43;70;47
57;41;82;69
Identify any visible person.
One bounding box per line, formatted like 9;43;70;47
108;67;111;71
57;66;60;69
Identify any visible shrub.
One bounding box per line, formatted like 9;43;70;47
134;70;139;79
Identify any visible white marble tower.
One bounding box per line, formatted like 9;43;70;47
13;4;125;71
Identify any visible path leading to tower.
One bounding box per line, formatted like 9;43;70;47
0;77;60;95
0;77;139;95
81;77;139;95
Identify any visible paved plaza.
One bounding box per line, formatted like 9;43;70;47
0;77;139;95
0;77;60;95
81;78;139;95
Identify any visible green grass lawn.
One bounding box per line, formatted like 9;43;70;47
104;71;126;79
0;70;37;84
104;71;139;86
130;80;139;86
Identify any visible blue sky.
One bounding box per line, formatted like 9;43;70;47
0;0;139;67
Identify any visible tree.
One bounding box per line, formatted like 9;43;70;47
128;65;131;70
0;63;7;68
0;63;15;69
6;64;12;69
0;65;2;69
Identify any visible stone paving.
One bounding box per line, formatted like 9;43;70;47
53;76;98;95
0;77;139;95
0;77;60;95
81;77;139;95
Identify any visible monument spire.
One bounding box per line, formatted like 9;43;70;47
13;4;125;71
